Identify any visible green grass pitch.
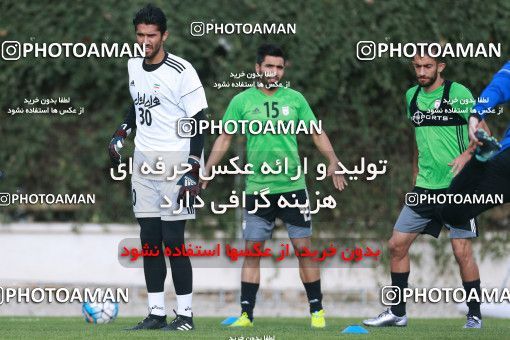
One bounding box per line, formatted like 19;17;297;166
0;316;508;339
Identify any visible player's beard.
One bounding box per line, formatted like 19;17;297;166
261;75;280;89
144;42;162;61
417;72;437;87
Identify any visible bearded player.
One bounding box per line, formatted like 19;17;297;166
202;43;347;328
363;49;490;329
108;4;206;331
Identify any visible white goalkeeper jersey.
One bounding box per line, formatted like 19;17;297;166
127;51;207;181
127;51;207;152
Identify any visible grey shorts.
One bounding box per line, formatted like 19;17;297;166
394;205;477;239
131;175;195;221
242;209;312;241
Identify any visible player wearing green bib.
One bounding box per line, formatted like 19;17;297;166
363;50;490;329
407;80;472;189
203;44;347;328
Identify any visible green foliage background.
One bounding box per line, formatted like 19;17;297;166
0;0;508;239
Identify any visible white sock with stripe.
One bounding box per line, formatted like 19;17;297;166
148;292;166;316
176;292;193;317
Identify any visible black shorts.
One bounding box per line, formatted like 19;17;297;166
441;148;510;227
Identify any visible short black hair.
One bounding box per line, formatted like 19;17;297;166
256;43;285;65
415;42;446;64
133;4;167;34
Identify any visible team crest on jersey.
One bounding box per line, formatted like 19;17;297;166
252;107;261;115
130;80;135;87
282;106;290;116
434;99;441;109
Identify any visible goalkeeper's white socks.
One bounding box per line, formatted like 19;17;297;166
148;292;166;316
176;293;193;317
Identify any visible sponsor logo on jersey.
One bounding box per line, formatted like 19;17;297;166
134;92;161;109
412;110;449;125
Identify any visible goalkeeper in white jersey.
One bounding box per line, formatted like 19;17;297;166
108;4;207;332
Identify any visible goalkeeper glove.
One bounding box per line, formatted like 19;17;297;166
474;128;501;162
177;157;201;206
108;124;129;166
